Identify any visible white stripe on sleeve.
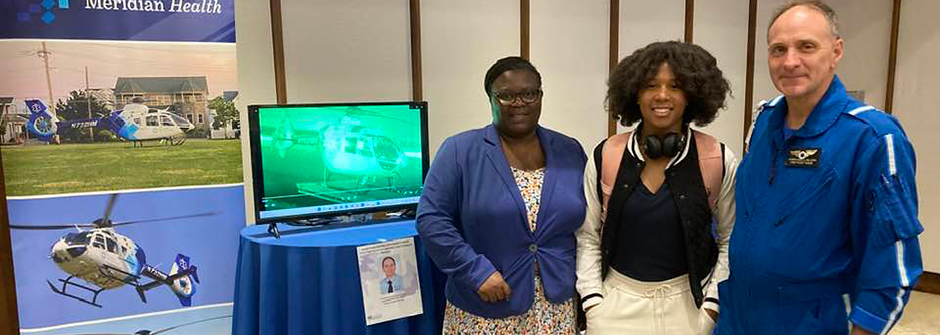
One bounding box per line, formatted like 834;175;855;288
880;240;909;335
885;134;897;176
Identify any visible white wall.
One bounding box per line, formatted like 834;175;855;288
421;1;520;158
894;0;939;272
235;0;277;223
830;0;892;110
530;0;609;153
280;0;412;103
618;0;684;58
694;0;749;156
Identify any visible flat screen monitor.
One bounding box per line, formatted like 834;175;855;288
248;101;429;223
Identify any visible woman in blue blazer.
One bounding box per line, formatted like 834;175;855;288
417;56;587;334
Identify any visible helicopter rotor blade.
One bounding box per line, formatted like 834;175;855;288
9;224;96;230
110;212;219;227
102;194;118;225
9;211;217;231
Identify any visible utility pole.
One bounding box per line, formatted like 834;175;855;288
39;42;55;117
86;66;94;142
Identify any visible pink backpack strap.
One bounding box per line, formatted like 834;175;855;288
693;130;723;210
599;132;631;216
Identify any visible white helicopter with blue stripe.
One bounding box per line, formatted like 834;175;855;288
24;98;194;147
9;194;214;308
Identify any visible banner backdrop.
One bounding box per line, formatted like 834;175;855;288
1;0;242;333
1;0;235;42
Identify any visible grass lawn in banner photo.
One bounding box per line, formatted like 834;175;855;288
0;138;243;196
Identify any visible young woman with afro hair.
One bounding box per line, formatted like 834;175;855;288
576;41;738;335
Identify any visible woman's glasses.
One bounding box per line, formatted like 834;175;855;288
492;89;543;105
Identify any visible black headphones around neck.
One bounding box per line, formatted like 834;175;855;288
639;128;685;159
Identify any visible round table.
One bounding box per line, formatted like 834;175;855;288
232;220;445;335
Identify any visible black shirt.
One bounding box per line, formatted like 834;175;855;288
610;182;688;281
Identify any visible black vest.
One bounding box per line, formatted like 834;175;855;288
594;134;720;307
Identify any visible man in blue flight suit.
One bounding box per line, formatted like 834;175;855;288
717;1;923;335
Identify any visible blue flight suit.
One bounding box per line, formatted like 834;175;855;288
717;76;923;335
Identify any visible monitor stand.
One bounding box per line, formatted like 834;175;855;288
265;210;415;239
266;216;350;239
267;222;281;239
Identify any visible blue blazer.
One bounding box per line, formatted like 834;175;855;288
416;124;587;318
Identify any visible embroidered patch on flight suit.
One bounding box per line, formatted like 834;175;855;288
785;148;821;167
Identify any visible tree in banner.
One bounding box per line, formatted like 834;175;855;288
208;95;237;130
54;90;114;143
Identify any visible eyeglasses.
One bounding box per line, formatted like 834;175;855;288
491;89;543;105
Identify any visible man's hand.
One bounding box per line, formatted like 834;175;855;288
478;271;511;302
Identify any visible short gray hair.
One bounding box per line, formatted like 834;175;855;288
768;0;840;39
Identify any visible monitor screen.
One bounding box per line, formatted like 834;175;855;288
248;101;429;223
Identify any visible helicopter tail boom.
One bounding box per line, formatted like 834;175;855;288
136;253;199;306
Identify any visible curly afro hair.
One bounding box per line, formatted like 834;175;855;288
607;41;730;127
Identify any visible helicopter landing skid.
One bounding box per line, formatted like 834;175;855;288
97;264;153;304
47;276;105;308
130;137;187;147
161;137;186;146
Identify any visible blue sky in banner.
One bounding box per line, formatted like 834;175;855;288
8;185;245;329
0;0;235;42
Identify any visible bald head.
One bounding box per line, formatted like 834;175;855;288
768;1;839;40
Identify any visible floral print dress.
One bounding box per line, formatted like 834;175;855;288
442;167;576;335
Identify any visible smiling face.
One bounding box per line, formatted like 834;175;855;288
638;63;687;134
767;5;843;104
489;69;542;139
382;257;396;278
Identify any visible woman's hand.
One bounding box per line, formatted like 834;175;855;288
704;308;718;321
477;271;512;302
699;307;718;335
584;304;596;313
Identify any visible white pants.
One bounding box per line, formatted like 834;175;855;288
585;270;715;335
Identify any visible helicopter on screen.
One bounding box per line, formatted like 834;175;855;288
265;107;422;198
9;194;214;308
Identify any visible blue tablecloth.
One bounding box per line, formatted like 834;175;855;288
232;220;446;335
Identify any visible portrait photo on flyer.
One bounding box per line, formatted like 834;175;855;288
357;237;423;326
